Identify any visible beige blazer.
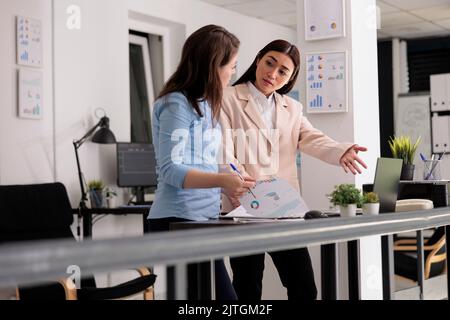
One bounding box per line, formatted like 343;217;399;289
219;83;354;212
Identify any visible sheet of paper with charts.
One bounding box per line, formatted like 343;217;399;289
226;178;309;219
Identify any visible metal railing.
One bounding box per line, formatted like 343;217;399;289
1;207;450;299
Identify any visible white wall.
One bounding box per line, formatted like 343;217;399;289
0;0;54;185
53;0;130;206
128;0;296;78
298;1;380;209
297;0;382;300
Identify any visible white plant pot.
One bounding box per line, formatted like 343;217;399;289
362;203;380;215
106;197;116;209
339;204;357;218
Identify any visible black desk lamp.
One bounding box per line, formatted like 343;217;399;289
73;110;116;212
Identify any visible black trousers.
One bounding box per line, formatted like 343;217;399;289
148;217;237;300
230;248;317;300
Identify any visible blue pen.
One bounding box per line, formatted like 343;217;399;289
420;153;427;162
229;163;257;199
425;152;445;180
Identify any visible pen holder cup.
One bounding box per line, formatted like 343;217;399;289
423;160;442;180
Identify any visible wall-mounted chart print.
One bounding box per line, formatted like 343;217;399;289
306;51;347;114
17;16;43;67
304;0;345;41
18;69;43;120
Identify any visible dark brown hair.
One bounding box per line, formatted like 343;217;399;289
234;39;300;95
158;25;240;119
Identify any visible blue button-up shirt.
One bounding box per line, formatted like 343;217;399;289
149;92;222;221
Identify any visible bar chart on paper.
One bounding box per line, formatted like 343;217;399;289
310;95;323;108
18;69;43;119
306;52;347;113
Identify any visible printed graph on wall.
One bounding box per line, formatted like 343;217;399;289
304;0;345;41
18;69;43;120
16;16;43;67
306;52;347;114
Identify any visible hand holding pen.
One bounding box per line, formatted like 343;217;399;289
229;163;257;199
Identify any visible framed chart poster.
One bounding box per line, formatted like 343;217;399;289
304;0;345;41
18;69;43;119
17;16;43;67
306;51;348;114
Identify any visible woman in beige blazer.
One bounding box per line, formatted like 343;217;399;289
220;40;367;300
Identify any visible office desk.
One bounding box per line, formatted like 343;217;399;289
72;206;151;239
365;181;449;299
364;180;449;207
398;180;449;206
169;218;256;300
169;218;341;300
171;218;257;230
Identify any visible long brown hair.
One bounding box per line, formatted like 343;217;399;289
158;25;239;119
234;40;300;95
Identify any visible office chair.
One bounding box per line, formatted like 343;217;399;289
0;183;156;300
394;199;447;282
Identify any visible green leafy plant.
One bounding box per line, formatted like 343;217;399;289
87;180;105;191
362;192;379;204
105;187;117;199
328;184;362;208
388;136;421;165
87;180;105;208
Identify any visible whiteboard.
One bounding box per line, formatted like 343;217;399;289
306;51;347;113
396;95;431;178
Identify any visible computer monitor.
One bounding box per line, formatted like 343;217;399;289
372;158;403;213
117;143;157;189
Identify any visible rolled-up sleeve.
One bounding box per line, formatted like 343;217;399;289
154;95;193;188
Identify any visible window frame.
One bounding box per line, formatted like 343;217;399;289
129;34;155;122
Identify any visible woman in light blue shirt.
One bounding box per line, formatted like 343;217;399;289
148;25;255;300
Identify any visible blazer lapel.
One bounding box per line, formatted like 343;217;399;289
237;84;274;145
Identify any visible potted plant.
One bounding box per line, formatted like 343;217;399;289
388;136;421;180
362;192;380;215
87;180;105;208
328;184;362;217
105;187;117;208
